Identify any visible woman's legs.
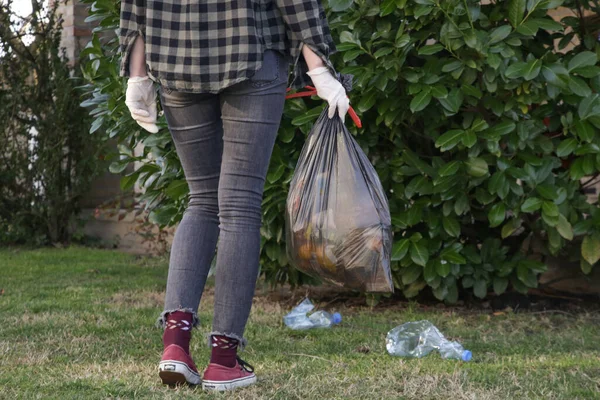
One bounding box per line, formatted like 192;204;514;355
201;50;289;391
209;51;289;348
158;90;223;326
156;48;289;389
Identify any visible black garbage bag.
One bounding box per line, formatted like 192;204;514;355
285;107;393;293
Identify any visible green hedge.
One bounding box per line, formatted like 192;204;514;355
80;0;600;301
0;0;103;245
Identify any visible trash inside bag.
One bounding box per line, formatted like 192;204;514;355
285;108;393;293
283;298;342;330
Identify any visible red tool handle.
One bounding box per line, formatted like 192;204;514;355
285;87;362;129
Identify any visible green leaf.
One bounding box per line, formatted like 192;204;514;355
501;218;521;238
435;259;451;277
530;17;563;31
556;214;573;241
493;277;509;295
391;239;410;261
267;164;286;184
418;44;444;55
149;206;177;226
505;61;527;78
357;91;378;113
279;127;295;143
517;262;538;287
424;261;437;282
578;94;600;120
441;248;467;264
442;60;463;73
488;203;506;227
120;174;137;191
438;88;463;114
410;89;432;113
473;279;488;298
343;49;363;62
435;129;465;151
374;47;394;58
521;197;543;212
109;160;129;174
575;120;595;143
432;285;448;300
401;265;422;285
329;0;354;12
405;176;432;198
461;84;483;99
466;157;488;177
90;116;104;134
568;51;598;72
489;172;507;195
542;201;559;217
536;184;558;200
166;180;189;199
516;20;539;36
462;130;477;148
439;160;462;177
291;106;323;125
442;216;460;237
582;235;600;265
410;241;430;267
542;65;568;88
340;31;357;44
523;59;542;80
572;65;600;78
487;121;517;137
539;0;564;9
574;143;600;156
556;138;578;157
431;85;448;99
489;25;512;44
455;194;470;215
414;4;433;18
508;0;526;27
568;77;592;97
378;0;396;15
581;259;593;274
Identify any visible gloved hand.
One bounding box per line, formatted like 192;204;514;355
306;66;350;123
125;75;159;133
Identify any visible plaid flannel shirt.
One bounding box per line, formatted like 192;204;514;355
119;0;339;93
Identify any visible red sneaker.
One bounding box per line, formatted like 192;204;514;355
159;344;201;386
202;356;257;391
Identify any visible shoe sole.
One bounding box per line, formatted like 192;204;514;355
159;360;201;386
202;374;257;391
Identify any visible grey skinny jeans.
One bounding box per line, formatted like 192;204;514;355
156;50;289;349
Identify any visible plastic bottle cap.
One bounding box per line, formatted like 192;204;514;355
332;312;342;324
462;350;472;362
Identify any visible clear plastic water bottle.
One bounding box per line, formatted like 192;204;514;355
386;320;472;361
283;298;342;330
308;310;342;328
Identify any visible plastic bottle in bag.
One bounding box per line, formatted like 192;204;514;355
283;298;342;330
386;320;472;361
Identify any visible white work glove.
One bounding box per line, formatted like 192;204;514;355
125;75;159;133
306;66;350;123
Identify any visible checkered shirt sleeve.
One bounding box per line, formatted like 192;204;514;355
274;0;339;90
119;0;146;78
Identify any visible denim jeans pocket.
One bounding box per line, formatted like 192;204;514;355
249;50;281;88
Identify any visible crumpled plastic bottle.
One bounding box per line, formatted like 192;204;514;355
386;320;472;361
283;298;342;330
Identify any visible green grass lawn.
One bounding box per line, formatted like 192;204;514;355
1;246;599;399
